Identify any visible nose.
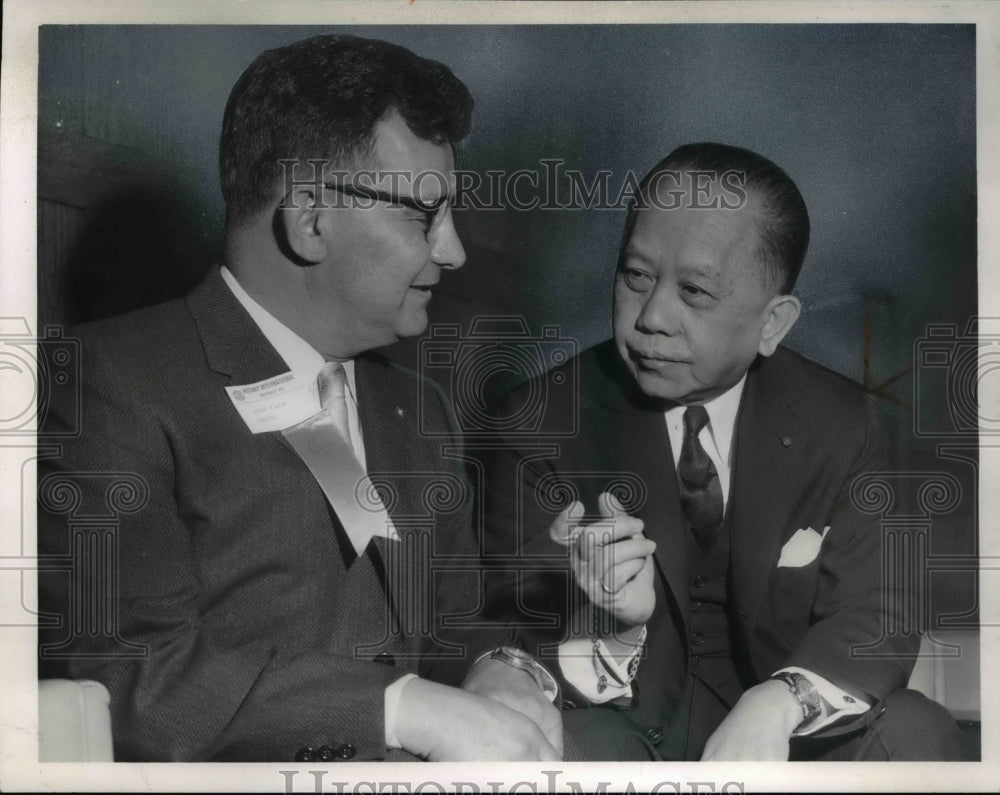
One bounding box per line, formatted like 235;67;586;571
429;205;466;270
635;285;681;336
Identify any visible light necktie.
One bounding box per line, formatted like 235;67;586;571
281;362;397;556
317;361;352;448
678;405;725;552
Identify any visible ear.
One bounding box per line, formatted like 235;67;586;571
278;184;328;263
757;294;801;357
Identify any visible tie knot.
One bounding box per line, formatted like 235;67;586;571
683;405;710;439
317;362;347;410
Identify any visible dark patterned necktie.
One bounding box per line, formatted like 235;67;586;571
678;405;725;552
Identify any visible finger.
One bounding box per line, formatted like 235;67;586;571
597;537;656;573
598;490;631;519
576;513;644;546
537;736;562;762
634;552;656;581
581;536;653;583
543;718;564;758
549;713;565;758
607;556;646;587
573;526;602;567
598;491;622;518
549;501;584;546
701;729;723;761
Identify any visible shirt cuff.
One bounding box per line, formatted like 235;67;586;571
559;626;646;705
776;666;870;735
384;673;419;749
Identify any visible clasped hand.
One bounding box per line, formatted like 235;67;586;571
549;491;656;626
396;672;562;762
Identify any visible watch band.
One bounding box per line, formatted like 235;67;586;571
769;671;823;727
473;646;561;706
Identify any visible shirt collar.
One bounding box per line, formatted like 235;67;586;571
664;374;747;466
220;265;358;402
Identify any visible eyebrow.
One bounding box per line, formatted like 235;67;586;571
623;246;725;283
677;261;724;283
622;246;657;267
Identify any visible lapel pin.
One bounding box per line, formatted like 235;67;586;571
395;406;405;419
780;436;792;448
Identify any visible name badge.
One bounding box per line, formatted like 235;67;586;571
225;371;320;433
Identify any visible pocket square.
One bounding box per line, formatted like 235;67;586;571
777;526;830;568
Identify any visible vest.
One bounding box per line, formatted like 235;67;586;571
620;507;748;760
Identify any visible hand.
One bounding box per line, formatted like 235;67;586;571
700;680;803;761
462;657;563;758
550;491;656;625
395;678;561;761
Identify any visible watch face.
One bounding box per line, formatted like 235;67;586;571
500;645;532;662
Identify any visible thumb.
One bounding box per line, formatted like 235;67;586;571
550;500;584;545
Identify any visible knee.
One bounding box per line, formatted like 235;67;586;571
872;688;967;761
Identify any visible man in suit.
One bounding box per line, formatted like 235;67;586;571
38;34;562;762
483;142;965;760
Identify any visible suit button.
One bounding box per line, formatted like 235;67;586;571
693;576;706;589
690;655;701;668
294;747;314;762
691;601;702;612
645;726;664;745
336;743;356;760
691;632;704;646
373;652;396;666
317;745;335;762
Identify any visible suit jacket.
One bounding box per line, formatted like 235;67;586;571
38;268;498;761
483;340;917;753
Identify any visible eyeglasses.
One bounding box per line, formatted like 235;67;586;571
323;182;451;237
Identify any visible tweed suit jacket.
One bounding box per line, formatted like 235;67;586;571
38;267;494;761
483;340;917;746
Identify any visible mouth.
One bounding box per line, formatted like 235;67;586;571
409;284;436;294
628;348;689;367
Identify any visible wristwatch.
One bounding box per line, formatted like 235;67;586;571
475;646;561;706
769;671;823;727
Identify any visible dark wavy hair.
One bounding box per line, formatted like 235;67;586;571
623;142;810;295
220;34;473;224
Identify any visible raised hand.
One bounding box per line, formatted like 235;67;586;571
549;491;656;626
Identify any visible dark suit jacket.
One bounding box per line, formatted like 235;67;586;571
483;340;916;754
38;268;498;761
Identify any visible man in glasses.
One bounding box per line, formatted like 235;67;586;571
38;34;561;762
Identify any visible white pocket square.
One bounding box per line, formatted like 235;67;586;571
777;526;830;568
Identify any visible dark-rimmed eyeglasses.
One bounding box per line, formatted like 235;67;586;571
323;182;451;236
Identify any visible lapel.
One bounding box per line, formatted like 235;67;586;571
729;352;810;626
591;352;692;632
354;355;424;528
186;267;291;387
356;354;443;561
356;356;437;635
186;267;302;466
